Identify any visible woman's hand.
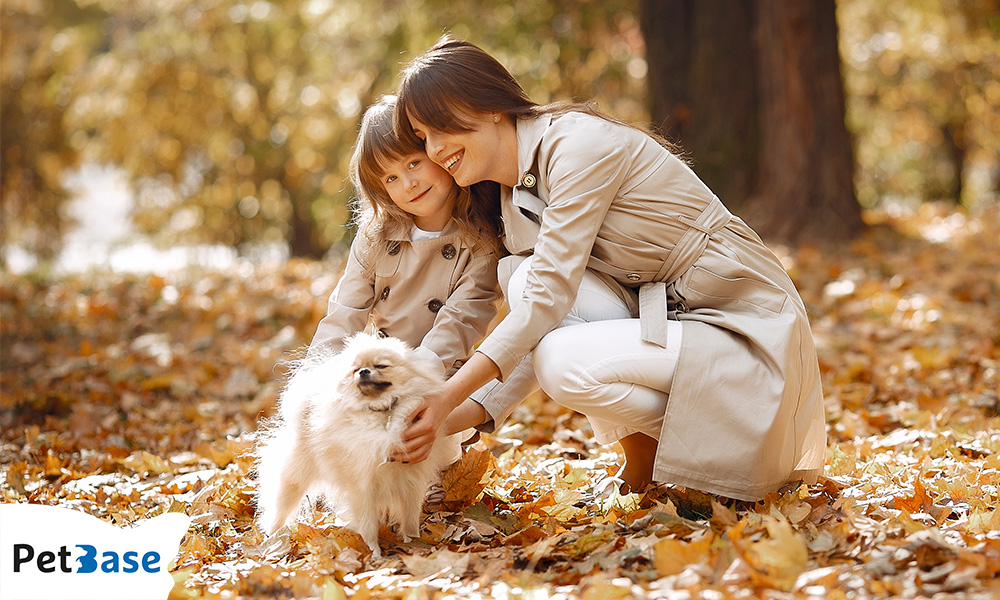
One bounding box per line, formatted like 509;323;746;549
392;352;501;462
393;389;454;463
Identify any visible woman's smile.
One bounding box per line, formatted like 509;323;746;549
442;151;463;174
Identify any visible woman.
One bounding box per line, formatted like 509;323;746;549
393;37;826;501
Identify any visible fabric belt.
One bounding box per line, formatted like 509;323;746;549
639;196;733;347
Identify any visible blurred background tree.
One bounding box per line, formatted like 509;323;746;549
1;0;998;266
641;0;863;242
1;0;100;265
839;0;1000;209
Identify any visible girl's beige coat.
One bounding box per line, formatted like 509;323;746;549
476;113;827;501
310;220;501;375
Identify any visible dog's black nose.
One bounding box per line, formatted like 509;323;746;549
357;368;372;380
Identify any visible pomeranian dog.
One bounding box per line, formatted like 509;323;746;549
254;333;461;558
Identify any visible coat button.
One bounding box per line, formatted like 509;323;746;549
427;298;443;313
441;244;456;259
377;328;388;338
379;287;390;301
520;173;537;188
627;273;641;282
675;301;690;313
387;241;401;255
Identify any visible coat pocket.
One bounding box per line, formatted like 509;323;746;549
683;265;787;315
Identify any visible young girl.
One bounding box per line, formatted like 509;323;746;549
393;38;827;501
307;95;503;379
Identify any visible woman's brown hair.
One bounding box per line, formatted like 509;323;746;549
395;36;684;158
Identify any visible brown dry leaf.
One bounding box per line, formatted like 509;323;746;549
732;516;809;591
438;443;494;510
966;507;1000;535
401;548;470;579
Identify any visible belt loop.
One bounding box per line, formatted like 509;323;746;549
639;282;669;348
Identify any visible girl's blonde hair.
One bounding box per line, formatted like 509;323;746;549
348;95;501;264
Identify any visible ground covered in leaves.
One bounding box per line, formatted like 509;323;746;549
2;202;999;599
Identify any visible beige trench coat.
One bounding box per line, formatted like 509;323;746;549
310;219;501;375
476;113;827;501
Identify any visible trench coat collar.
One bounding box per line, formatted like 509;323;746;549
514;113;552;187
384;217;460;242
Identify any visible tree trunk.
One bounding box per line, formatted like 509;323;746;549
288;191;326;258
639;0;759;212
639;0;864;243
747;0;863;242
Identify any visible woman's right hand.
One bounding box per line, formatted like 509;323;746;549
392;351;501;462
393;390;453;463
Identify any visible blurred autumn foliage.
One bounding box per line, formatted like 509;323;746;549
2;203;999;598
1;0;644;262
2;0;998;265
839;0;1000;208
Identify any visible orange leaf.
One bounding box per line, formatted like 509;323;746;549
894;479;932;514
439;444;494;510
654;532;714;576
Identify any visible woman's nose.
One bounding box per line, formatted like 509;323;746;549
423;134;444;164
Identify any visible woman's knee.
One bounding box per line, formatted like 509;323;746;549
532;330;585;405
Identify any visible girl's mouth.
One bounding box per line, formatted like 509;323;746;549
411;189;429;203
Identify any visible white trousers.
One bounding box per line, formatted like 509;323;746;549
506;257;683;444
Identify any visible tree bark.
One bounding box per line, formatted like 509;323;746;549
747;0;863;242
639;0;864;243
640;0;759;211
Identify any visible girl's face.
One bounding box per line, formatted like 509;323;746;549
381;152;457;231
408;110;517;189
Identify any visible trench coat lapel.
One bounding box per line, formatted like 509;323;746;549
501;115;552;255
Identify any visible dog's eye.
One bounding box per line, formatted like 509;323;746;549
374;364;389;370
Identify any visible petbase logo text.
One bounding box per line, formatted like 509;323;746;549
0;503;190;600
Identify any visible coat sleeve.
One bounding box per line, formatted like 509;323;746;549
468;353;540;432
477;117;632;378
307;238;375;356
420;244;502;374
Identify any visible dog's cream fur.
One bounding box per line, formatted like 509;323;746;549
254;333;460;558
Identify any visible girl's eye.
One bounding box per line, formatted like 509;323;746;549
408;159;420;169
385;174;397;184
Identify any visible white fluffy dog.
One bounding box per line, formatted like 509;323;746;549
254;333;461;558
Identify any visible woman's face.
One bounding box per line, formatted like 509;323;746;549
407;109;517;188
